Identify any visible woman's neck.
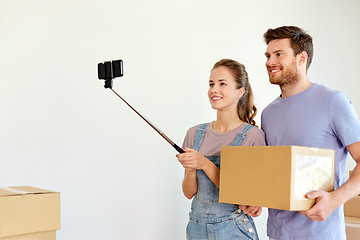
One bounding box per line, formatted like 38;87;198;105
213;111;243;133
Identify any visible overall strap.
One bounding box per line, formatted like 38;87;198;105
193;123;208;151
231;123;254;146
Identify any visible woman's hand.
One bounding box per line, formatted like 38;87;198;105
176;148;207;170
238;205;262;217
177;147;220;188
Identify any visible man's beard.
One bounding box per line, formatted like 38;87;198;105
269;61;300;87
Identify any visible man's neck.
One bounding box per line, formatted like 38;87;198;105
280;76;312;98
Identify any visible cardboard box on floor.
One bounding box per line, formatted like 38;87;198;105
0;186;60;240
1;231;56;240
348;170;360;196
344;196;360;218
219;146;335;211
345;217;360;240
344;170;360;239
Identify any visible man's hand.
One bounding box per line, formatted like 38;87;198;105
299;191;340;221
238;205;262;217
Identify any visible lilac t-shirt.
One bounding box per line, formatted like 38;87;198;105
182;122;266;156
261;83;360;240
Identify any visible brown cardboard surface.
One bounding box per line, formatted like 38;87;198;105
345;196;360;218
348;170;360;197
219;146;335;211
345;217;360;240
0;186;60;238
0;231;55;240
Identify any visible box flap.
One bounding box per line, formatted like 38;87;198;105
0;231;56;240
0;187;55;197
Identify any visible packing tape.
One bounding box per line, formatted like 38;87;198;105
293;155;333;200
0;187;30;195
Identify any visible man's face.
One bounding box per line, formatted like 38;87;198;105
265;38;300;86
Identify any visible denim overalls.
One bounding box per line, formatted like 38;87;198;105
186;123;259;240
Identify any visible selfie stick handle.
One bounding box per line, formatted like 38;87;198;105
110;88;185;154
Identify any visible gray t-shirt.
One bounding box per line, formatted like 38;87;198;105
262;83;360;240
182;122;266;156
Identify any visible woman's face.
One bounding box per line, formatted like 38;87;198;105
208;66;244;111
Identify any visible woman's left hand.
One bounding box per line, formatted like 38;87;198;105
238;205;262;217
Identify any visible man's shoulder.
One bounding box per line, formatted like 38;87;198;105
311;83;343;98
262;97;281;115
312;84;352;109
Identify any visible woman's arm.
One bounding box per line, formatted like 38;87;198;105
181;169;197;199
177;148;220;188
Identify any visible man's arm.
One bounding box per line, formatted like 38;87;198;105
299;141;360;221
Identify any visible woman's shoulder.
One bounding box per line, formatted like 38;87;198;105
185;123;211;136
182;123;211;149
187;123;205;132
242;123;266;146
247;124;265;136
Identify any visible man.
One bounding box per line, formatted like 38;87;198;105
261;26;360;240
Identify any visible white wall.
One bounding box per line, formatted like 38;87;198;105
1;0;359;239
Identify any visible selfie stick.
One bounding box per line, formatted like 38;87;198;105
98;60;185;154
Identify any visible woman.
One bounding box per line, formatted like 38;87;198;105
177;59;265;240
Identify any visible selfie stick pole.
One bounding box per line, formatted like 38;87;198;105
110;88;185;154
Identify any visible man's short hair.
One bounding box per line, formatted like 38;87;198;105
263;26;313;70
